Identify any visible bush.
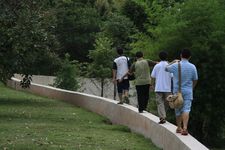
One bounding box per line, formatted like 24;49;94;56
53;54;79;91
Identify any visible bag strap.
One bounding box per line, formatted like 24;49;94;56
178;62;181;92
126;56;130;69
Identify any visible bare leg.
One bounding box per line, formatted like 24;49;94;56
182;112;189;130
176;115;182;132
118;93;123;104
123;90;129;104
124;90;129;97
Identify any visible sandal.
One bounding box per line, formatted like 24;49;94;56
181;129;188;136
117;101;123;104
158;118;166;124
176;128;183;133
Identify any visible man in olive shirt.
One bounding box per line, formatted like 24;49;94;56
130;51;157;113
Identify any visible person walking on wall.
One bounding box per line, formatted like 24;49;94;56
165;49;198;135
129;51;157;113
112;47;130;104
151;51;172;124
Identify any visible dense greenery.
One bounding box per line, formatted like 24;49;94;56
55;0;102;61
1;0;224;148
88;35;115;96
0;0;60;84
0;83;160;150
53;53;79;91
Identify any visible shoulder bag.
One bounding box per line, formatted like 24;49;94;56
166;62;183;109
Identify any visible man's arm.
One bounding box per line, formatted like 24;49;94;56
193;80;198;89
150;77;155;91
129;63;135;74
112;69;116;79
147;60;158;67
112;62;117;83
165;59;180;72
192;66;198;89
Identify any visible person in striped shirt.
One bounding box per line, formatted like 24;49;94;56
166;49;198;135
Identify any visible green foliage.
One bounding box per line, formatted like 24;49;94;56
88;35;115;96
149;0;225;147
121;0;147;31
53;54;79;91
94;0;113;16
128;0;171;59
88;35;115;79
130;32;158;59
55;1;102;61
0;0;60;84
101;13;135;49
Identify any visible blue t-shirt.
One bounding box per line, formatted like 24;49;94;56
166;59;198;100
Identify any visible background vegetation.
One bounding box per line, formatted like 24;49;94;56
0;0;224;148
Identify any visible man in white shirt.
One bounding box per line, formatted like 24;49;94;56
112;48;129;104
151;51;172;124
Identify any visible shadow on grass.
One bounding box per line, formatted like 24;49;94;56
0;98;56;107
102;118;131;133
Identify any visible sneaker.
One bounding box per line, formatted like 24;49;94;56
139;110;144;113
117;101;123;104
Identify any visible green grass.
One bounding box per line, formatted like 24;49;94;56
0;84;160;150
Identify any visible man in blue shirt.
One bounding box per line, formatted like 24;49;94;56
166;49;198;135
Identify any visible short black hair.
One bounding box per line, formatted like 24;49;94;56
117;47;123;55
135;51;143;58
181;48;191;59
159;51;168;61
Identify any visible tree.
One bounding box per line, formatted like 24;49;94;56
121;0;148;32
0;0;60;86
55;1;102;62
88;35;115;97
94;0;113;16
53;53;79;91
101;13;135;50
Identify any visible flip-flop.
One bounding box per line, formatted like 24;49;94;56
158;118;166;124
176;128;183;133
181;129;188;135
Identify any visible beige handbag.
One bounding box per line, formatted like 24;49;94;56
166;62;183;109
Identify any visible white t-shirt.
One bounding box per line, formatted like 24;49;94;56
114;56;129;80
151;61;172;92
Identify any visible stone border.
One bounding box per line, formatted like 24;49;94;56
7;78;208;150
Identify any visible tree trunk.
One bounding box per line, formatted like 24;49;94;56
113;83;116;100
101;78;104;97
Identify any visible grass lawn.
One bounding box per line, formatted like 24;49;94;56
0;84;160;150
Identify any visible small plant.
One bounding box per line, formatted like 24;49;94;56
88;35;115;97
53;53;79;91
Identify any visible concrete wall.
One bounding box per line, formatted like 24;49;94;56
7;78;208;150
14;74;138;106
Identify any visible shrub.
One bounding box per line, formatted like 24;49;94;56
53;54;79;91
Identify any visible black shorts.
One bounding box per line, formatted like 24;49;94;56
117;79;130;93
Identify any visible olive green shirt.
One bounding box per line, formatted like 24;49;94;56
130;58;156;86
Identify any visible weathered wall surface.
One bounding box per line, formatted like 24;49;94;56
14;74;138;106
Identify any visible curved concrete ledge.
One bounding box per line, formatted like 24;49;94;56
7;78;208;150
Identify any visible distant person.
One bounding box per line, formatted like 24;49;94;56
129;51;157;113
165;49;198;135
151;51;172;124
112;47;129;104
